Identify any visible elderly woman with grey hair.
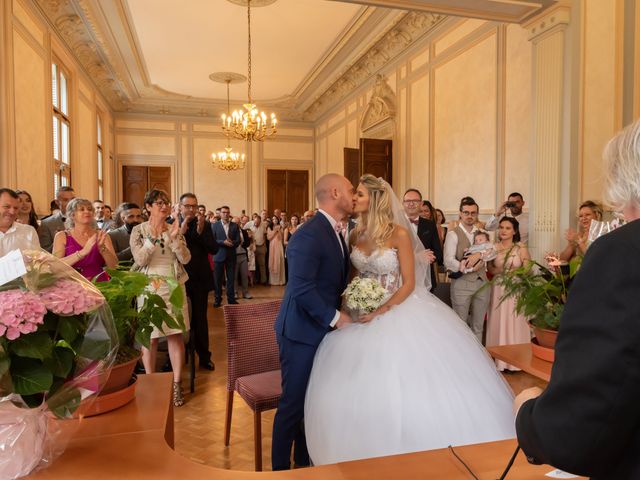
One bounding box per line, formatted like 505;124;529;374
52;197;117;280
514;119;640;479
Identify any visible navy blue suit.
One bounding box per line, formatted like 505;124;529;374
271;213;350;470
212;221;241;304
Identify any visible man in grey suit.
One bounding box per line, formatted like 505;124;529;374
38;186;75;252
108;202;143;263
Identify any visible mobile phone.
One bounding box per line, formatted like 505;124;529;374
505;201;516;209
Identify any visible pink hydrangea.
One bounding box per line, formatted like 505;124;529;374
0;290;47;340
38;279;104;316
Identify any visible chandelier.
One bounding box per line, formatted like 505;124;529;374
211;74;246;170
222;0;277;142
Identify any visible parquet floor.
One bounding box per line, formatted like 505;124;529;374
170;285;547;472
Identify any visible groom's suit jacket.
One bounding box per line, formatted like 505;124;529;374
516;219;640;479
275;213;350;347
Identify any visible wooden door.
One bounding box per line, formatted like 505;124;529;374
266;169;309;217
344;147;360;189
361;138;392;185
344;139;393;188
122;166;171;207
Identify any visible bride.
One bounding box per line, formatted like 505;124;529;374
304;174;516;465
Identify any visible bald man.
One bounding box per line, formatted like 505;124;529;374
272;173;354;470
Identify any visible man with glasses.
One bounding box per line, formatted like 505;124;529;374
403;188;442;291
178;193;218;370
443;197;490;343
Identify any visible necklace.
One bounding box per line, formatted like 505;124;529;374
148;233;165;254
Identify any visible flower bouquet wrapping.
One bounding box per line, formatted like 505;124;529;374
343;276;388;321
0;249;117;479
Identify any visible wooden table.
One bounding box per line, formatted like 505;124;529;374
30;372;580;479
487;344;553;382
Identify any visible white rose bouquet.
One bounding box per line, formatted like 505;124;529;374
343;277;388;319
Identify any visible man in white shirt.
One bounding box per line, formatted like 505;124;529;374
250;215;268;284
443;197;490;343
484;192;529;244
0;188;40;256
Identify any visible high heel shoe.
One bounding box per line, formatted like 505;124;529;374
172;381;185;407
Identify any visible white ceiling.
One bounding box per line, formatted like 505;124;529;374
126;0;364;102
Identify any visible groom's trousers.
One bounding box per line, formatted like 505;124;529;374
272;334;316;470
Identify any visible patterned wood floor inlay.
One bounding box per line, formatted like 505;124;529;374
170;285;546;472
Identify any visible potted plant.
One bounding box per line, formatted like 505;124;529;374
91;267;185;405
0;250;117;478
492;255;582;360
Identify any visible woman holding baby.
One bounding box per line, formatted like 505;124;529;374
486;217;531;371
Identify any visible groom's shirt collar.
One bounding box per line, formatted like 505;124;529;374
317;209;338;229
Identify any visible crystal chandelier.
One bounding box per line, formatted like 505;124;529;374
211;76;246;170
222;0;277;142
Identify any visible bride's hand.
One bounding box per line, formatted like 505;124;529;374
359;304;392;323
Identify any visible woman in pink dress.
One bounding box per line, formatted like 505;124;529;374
52;198;118;281
486;217;531;371
267;217;286;285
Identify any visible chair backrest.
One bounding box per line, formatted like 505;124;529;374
223;299;282;392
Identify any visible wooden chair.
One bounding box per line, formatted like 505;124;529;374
223;300;282;471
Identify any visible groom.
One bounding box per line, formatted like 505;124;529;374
272;173;354;470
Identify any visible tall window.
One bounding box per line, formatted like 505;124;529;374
52;61;71;192
97;113;104;200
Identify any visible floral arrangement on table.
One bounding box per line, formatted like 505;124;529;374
0;249;117;479
343;277;388;319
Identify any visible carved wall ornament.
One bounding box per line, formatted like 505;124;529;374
360;75;396;133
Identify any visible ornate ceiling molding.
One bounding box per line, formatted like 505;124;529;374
304;11;445;121
34;0;445;123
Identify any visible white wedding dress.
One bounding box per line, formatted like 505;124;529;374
304;247;516;465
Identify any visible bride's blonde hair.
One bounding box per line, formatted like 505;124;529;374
356;174;394;248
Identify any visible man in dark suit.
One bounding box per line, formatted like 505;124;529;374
271;174;354;471
212;205;240;307
179;193;218;370
403;188;442;290
107;202;143;263
515;120;640;479
38;186;75;252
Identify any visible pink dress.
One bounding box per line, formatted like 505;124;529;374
268;227;286;286
486;244;531;371
64;232;108;281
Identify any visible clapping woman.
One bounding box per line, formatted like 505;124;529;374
130;189;191;406
53;198;117;281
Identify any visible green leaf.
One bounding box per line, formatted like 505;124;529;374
135;325;153;349
0;355;10;379
10;332;53;360
44;347;74;378
57;316;80;343
11;358;53;395
77;337;112;361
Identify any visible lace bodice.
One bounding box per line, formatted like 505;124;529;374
351;247;401;298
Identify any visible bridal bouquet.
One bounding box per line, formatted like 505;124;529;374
0;249;117;479
343;277;387;318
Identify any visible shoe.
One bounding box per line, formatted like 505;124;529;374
200;360;215;371
243;293;253;299
213;301;221;308
172;381;185;407
228;300;239;305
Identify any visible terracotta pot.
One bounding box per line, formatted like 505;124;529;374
531;325;558;349
80;375;138;418
101;356;139;395
531;337;555;362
